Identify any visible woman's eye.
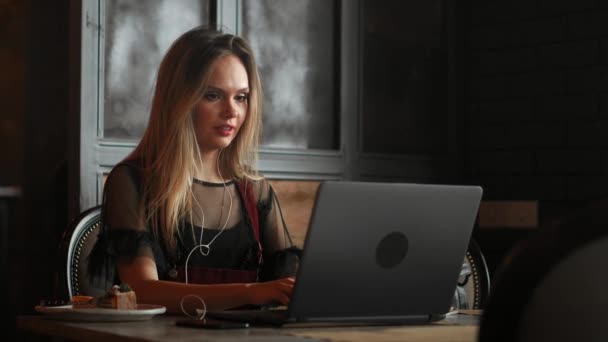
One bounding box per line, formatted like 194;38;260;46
204;92;220;101
235;94;249;102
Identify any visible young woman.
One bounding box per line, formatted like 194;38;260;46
89;27;299;314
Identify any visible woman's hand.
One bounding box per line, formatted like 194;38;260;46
245;277;295;306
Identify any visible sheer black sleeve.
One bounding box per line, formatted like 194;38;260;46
255;179;301;280
88;163;168;284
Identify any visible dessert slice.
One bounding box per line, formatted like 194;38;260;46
97;284;137;310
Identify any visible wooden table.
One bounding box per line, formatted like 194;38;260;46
17;311;480;342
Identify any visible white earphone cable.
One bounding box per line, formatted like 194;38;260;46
180;149;233;318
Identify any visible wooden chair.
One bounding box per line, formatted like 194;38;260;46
57;205;111;298
453;238;491;310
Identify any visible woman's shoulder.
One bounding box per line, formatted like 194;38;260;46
111;158;142;175
235;175;268;187
115;158;143;172
236;176;273;202
105;159;144;191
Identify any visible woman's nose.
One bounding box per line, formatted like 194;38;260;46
222;100;238;118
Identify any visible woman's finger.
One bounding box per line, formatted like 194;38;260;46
276;293;289;305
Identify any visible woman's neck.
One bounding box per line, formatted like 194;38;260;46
195;150;228;183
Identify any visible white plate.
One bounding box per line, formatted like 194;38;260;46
35;304;166;322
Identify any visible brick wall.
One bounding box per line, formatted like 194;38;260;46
465;0;608;223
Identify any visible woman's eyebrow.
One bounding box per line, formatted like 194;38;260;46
206;85;250;92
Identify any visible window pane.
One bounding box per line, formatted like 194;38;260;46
241;0;339;150
103;0;210;140
362;0;448;154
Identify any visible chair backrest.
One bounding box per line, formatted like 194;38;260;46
60;205;111;298
453;238;491;310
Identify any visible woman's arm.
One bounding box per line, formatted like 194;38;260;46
118;256;294;313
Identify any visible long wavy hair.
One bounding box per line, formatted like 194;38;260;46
126;27;263;252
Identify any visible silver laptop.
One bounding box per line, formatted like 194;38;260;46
208;181;483;326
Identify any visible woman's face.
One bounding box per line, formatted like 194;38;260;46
193;54;249;153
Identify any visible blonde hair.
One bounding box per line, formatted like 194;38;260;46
126;27;263;252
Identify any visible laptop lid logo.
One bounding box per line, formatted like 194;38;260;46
376;231;409;269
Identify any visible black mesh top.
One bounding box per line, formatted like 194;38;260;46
88;162;299;285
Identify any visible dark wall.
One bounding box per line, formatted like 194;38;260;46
464;0;608;277
0;1;26;186
465;0;608;223
1;0;71;336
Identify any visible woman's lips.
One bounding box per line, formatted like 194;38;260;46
215;125;234;137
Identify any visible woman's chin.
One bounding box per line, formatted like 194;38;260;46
200;140;234;152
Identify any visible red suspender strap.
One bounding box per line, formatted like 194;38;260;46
236;181;263;270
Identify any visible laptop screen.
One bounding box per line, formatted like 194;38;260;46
288;181;483;321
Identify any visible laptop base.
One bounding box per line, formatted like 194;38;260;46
207;309;445;327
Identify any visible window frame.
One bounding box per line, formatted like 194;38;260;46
77;0;462;211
